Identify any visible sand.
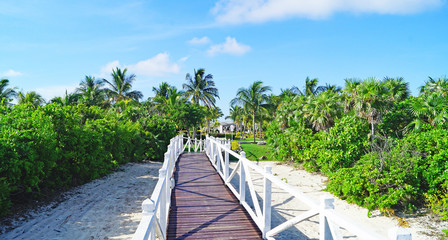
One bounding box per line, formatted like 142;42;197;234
1;159;446;240
0;161;162;240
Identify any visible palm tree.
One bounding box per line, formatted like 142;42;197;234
291;77;325;97
0;78;17;104
226;105;244;133
408;94;448;131
183;68;219;138
303;91;342;131
231;81;272;143
419;76;448;97
384;77;410;102
342;78;361;113
153;82;174;99
17;91;45;108
205;107;223;134
76;76;106;106
352;78;389;139
183;68;219;108
50;90;80;106
103;67;143;103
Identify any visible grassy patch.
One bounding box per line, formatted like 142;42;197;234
240;143;276;161
237;137;264;142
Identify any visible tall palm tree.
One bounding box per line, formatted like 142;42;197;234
419;76;448;97
291;77;325;97
103;67;143;103
384;77;410;103
183;68;219;108
17;91;45;108
231;81;272;143
76;76;106;106
352;78;389;139
303;91;342;131
226;105;244;132
342;78;361;113
0;78;17;104
153;82;174;99
408;94;448;131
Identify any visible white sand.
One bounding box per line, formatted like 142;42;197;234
0;161;162;240
1;159;446;240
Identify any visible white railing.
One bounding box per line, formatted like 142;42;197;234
205;136;412;240
182;136;204;153
133;135;183;240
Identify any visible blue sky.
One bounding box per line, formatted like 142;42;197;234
1;0;448;117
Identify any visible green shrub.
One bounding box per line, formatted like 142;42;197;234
231;140;240;151
327;139;423;213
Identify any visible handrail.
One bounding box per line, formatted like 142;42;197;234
133;135;183;240
205;136;412;240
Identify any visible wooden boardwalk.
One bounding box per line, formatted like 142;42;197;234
167;152;262;240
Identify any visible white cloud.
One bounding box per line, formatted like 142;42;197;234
212;0;443;23
179;56;189;62
207;37;251;56
97;53;180;80
188;36;211;45
98;60;121;78
126;53;180;77
35;84;78;101
2;69;23;77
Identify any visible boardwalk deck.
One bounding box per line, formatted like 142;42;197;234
167;152;262;240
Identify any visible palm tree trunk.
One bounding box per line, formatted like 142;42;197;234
371;122;375;140
252;111;256;143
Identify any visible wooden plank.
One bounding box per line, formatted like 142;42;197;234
167;153;262;239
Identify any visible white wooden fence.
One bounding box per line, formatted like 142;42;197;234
205;136;412;240
132;135;183;240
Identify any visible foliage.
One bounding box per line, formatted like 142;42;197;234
231;140;240;151
0;103;175;216
326;139;423;213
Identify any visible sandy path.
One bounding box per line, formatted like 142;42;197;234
0;161;162;240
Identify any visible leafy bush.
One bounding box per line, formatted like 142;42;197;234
231;140;240;151
326;140;422;213
0;103;176;216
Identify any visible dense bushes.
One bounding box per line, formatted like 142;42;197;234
267;92;448;220
0;103;176;216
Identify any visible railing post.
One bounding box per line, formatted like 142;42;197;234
320;196;335;240
142;198;156;240
263;166;272;238
240;152;246;205
188;136;191;153
389;227;411;240
180;135;184;153
159;169;167;239
224;141;230;180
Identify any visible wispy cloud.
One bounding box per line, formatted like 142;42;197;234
98;53;180;79
207;37;251;56
35;84;78;101
1;69;23;77
188;36;211;45
212;0;444;23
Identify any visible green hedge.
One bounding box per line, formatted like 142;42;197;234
0;103;176;216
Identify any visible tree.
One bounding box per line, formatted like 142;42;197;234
183;68;219;108
17;91;45;108
231;81;271;143
152;82;174;99
76;76;106;106
303;90;342;131
103;67;143;103
205;107;223;134
420;76;448;97
183;68;219;138
226;105;244;133
352;78;389;139
291;77;325;97
408;94;448;131
384;77;410;103
50;90;80;106
0;79;17;105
